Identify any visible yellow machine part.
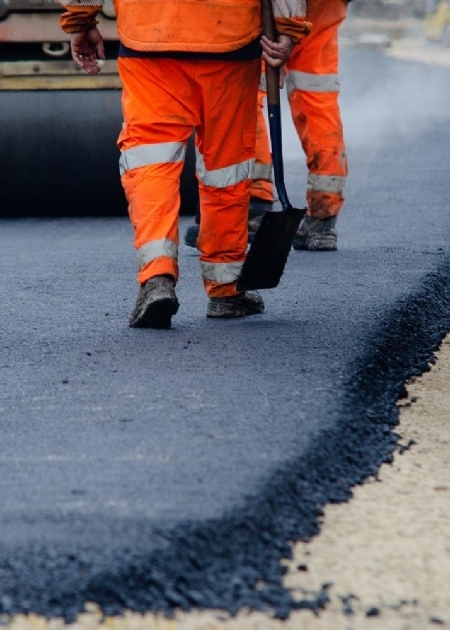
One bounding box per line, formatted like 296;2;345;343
0;60;121;91
424;0;450;43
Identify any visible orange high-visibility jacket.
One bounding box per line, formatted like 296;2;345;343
60;0;311;51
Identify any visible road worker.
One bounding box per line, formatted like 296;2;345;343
59;0;311;328
185;0;349;252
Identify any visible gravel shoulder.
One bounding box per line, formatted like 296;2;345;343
386;38;450;69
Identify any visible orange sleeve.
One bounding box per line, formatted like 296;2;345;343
275;17;312;44
60;5;100;34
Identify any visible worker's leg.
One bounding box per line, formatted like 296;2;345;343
183;63;273;251
287;0;348;249
117;57;196;327
194;58;263;316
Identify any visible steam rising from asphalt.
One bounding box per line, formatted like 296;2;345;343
340;46;450;151
279;39;450;162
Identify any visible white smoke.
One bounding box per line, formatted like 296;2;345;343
341;42;450;150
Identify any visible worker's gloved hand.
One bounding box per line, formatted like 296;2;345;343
71;28;105;75
260;34;296;88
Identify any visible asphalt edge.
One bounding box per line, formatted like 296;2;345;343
2;258;450;622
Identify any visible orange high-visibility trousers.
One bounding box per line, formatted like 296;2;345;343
117;57;260;298
252;0;348;219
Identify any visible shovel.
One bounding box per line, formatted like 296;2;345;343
236;0;305;292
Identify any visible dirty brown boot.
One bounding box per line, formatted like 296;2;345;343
129;275;179;329
293;215;338;251
206;291;264;319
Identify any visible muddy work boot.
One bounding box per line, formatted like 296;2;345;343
206;291;264;319
293;215;338;251
129;275;179;329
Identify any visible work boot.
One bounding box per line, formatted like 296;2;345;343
129;275;179;329
293;215;338;251
184;224;200;248
248;198;273;243
206;291;264;319
183;197;273;248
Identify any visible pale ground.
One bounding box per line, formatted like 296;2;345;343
5;34;450;630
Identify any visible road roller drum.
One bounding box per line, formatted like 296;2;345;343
0;3;198;217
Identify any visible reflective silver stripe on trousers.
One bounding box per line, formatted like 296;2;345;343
137;238;178;270
253;163;273;182
259;73;267;93
308;174;346;195
286;71;340;95
196;149;255;188
119;142;186;176
200;261;243;284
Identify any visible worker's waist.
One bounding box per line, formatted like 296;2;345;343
118;38;262;61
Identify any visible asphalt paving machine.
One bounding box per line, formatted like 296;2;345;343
0;0;197;217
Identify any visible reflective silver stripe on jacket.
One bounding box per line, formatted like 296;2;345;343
253;163;273;182
196;149;255;188
119;142;186;176
200;261;243;284
308;174;346;195
137;238;178;270
286;71;340;95
61;0;102;5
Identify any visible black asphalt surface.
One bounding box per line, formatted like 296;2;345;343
1;48;450;620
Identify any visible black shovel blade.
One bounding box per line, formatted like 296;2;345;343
236;206;305;291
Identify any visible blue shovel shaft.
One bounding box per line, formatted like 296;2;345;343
267;102;291;211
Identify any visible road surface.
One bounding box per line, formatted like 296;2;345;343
1;46;449;621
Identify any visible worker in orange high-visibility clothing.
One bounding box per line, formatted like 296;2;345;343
59;0;311;329
184;0;349;252
257;0;349;251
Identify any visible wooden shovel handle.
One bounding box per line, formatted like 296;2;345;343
260;0;280;107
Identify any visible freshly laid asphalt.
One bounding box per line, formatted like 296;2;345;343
1;48;450;620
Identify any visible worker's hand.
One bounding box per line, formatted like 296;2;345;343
260;34;295;88
70;28;105;74
261;34;295;67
